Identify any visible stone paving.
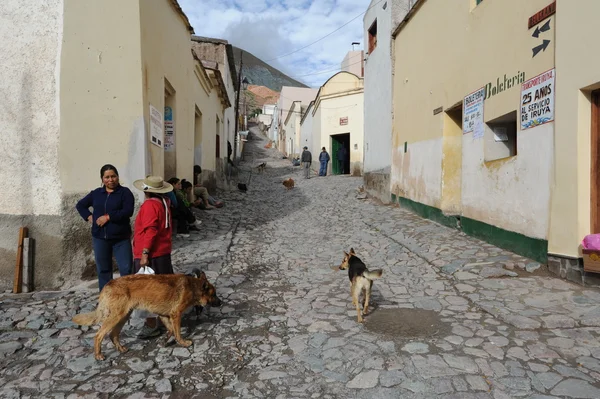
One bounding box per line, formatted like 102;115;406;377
2;128;600;398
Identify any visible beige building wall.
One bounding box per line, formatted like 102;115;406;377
313;72;365;176
392;0;554;244
341;50;364;78
0;0;225;290
139;0;200;184
61;0;146;193
550;0;600;258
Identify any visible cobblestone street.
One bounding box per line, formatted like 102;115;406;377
2;129;600;399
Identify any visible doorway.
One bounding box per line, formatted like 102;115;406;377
331;133;350;175
164;79;176;180
194;106;202;168
591;90;600;232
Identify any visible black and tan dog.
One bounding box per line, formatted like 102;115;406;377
256;162;267;173
72;268;221;360
339;248;383;323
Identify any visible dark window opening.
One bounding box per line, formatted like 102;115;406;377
368;20;377;53
485;111;517;162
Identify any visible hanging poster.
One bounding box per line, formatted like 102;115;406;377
149;104;163;148
463;87;485;138
164;106;174;151
520;68;555;130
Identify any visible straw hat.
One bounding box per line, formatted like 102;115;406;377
133;176;173;194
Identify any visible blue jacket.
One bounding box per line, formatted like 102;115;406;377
319;151;330;162
76;185;135;240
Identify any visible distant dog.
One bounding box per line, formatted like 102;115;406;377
339;248;383;323
72;269;222;361
282;178;295;190
256;162;267;174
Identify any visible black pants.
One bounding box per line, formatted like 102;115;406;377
173;202;196;233
338;159;345;174
134;254;173;275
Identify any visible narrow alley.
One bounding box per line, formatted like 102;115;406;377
2;128;600;399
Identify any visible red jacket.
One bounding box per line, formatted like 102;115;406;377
133;197;172;259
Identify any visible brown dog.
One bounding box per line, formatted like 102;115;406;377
72;269;221;360
282;178;295;190
339;248;383;323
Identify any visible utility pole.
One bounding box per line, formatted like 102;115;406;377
233;54;243;164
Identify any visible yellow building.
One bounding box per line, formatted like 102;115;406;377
391;0;600;285
0;0;230;290
312;72;364;176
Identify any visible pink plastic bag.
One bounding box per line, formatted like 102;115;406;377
582;234;600;250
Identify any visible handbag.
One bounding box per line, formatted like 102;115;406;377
136;265;155;275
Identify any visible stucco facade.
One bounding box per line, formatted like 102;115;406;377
341;50;364;78
311;72;365;176
390;0;558;266
0;0;66;290
0;0;229;290
362;0;413;203
546;0;600;283
190;36;237;189
275;86;318;151
300;102;315;153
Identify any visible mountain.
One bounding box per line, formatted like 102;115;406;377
232;46;309;92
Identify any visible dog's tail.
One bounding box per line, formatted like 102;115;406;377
364;269;383;280
72;311;98;326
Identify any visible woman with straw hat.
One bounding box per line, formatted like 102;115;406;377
132;175;174;338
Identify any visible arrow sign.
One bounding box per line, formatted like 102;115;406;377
532;19;551;38
532;39;550;58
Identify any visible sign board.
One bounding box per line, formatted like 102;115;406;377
463;87;485;139
520;68;555;130
528;1;556;29
340;117;348;126
149;104;163;148
164;106;174;151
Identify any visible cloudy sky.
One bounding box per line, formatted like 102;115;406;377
178;0;371;88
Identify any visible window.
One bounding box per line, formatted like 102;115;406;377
484;111;517;162
368;20;377;53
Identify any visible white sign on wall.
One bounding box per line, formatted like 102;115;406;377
520;68;555;130
164;106;174;151
463;87;485;139
149;104;163;148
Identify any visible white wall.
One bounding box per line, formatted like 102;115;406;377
263;104;275;115
462;124;553;239
0;0;64;216
363;0;393;174
301;109;314;154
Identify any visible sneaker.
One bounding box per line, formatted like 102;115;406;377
177;233;190;238
138;324;161;339
193;220;202;228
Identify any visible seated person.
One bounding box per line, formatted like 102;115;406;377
192;165;224;209
167;178;201;236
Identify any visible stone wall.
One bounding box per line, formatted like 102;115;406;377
364;169;391;204
548;255;600;288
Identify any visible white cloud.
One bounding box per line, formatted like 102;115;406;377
178;0;369;88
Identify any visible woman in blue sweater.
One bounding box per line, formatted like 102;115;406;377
76;164;135;291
